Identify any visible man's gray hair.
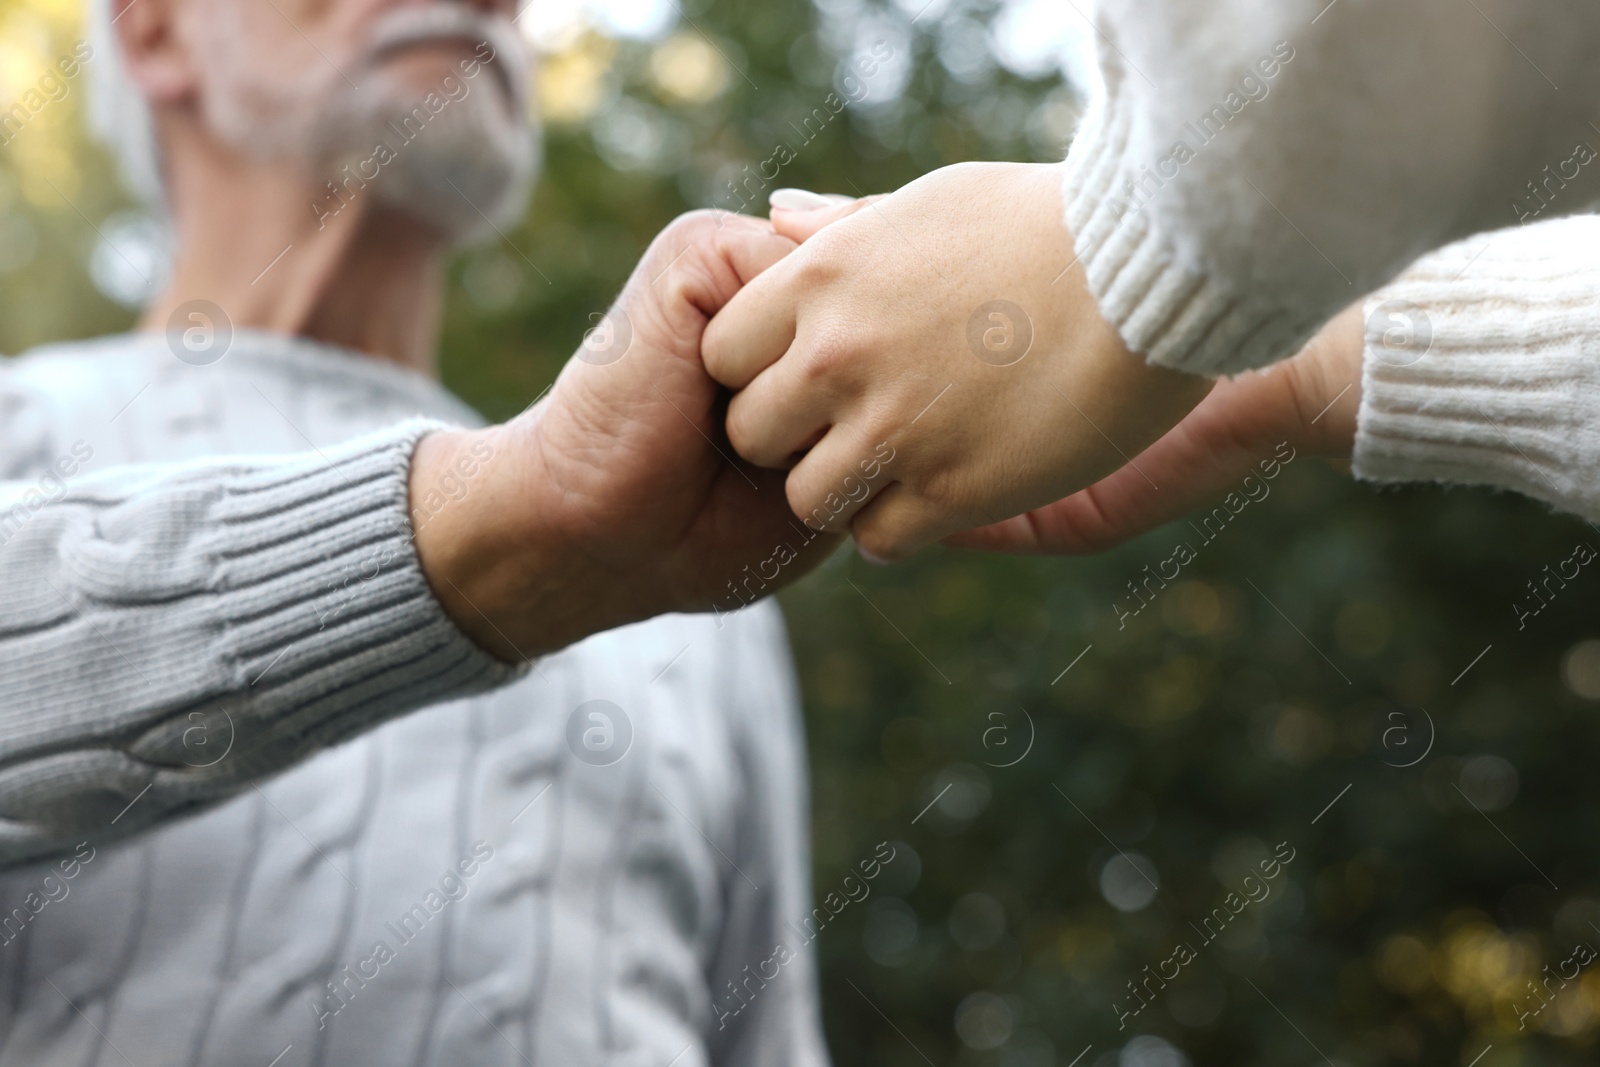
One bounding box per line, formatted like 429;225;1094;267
84;0;165;207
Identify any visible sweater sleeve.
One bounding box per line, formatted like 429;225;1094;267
0;419;525;870
1352;216;1600;522
1064;0;1600;376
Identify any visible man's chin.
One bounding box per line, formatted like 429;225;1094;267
376;169;534;245
314;82;541;245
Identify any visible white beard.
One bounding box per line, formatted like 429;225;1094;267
314;60;542;243
197;3;540;243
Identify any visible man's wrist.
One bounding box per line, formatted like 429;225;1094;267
410;427;547;662
410;424;649;662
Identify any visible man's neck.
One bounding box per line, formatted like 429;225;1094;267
140;141;448;378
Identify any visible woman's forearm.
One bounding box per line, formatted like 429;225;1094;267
1067;0;1600;376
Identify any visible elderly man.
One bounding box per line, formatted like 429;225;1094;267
0;1;833;1064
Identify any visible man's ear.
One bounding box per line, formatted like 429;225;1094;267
112;0;199;105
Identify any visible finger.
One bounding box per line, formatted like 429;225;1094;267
714;217;801;299
725;347;836;469
940;476;1152;556
572;214;795;445
783;425;899;537
941;512;1044;554
849;482;949;564
702;255;800;391
698;461;844;600
768;191;886;244
640;212;796;322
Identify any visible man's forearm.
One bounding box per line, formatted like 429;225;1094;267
0;420;521;870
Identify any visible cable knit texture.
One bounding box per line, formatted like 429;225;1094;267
1354;218;1600;521
1062;0;1600;376
0;414;527;865
0;332;828;1067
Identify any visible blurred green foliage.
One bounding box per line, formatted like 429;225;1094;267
6;0;1600;1065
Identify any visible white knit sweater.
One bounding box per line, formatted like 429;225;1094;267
0;332;828;1067
1355;217;1600;520
1063;0;1600;517
1065;0;1600;376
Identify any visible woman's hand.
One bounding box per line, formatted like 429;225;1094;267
702;162;1213;564
945;303;1366;555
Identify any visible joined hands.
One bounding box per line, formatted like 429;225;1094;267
410;166;1367;661
704;161;1213;562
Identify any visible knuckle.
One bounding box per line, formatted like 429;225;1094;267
646;213;716;273
787;477;835;535
701;324;732;380
725;401;766;463
916;462;964;510
850;521;906;564
663;208;760;251
800;326;859;384
791;242;846;289
787;470;851;534
663;209;720;242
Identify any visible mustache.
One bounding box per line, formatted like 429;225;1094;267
363;5;530;109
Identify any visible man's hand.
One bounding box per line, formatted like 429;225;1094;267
701;162;1213;564
946;304;1366;554
412;212;840;661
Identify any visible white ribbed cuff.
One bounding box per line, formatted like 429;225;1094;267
1061;91;1327;377
1352;225;1600;521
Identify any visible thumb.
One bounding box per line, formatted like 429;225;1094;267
768;189;885;243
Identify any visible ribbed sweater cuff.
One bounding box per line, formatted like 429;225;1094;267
0;419;529;867
1061;92;1326;377
171;419;526;764
1352;230;1600;522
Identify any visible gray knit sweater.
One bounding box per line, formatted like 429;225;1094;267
0;331;829;1067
